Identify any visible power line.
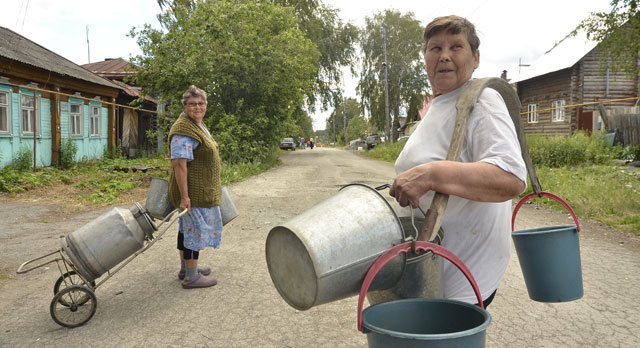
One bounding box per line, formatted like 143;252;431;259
14;1;22;28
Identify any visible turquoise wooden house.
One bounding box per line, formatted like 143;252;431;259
0;26;121;169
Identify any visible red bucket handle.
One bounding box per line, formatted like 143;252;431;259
357;241;484;332
511;192;580;232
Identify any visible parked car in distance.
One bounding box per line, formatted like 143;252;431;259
280;137;296;151
365;135;381;150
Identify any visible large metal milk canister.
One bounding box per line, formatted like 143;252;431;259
366;215;444;305
61;204;154;282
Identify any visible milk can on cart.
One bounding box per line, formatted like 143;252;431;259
16;178;238;328
16;203;185;328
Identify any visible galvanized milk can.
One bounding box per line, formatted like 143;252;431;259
61;203;155;282
366;214;444;305
145;177;174;220
146;177;238;225
265;183;407;310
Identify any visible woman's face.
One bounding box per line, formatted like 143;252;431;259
183;96;207;121
424;31;479;96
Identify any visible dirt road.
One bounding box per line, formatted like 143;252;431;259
1;147;639;347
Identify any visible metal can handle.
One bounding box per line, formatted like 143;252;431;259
511;192;580;232
357;241;484;331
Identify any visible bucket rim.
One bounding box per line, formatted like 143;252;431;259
340;183;405;240
362;298;491;340
512;224;577;236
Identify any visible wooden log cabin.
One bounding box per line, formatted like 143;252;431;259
511;30;639;136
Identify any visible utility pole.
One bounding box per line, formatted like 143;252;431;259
86;25;90;64
333;116;336;142
343;97;346;142
383;28;390;143
518;57;530;74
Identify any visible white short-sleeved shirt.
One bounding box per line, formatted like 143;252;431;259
395;80;527;303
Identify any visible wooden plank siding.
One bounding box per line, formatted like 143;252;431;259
516;45;639;137
581;47;639;111
517;68;574;135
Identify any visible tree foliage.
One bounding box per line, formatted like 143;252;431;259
358;10;429;142
575;0;640;79
130;0;319;163
345;114;367;142
326;97;360;143
272;0;360;111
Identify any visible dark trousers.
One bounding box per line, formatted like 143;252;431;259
177;232;199;260
478;290;497;309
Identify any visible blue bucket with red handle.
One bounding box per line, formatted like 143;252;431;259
511;192;583;302
357;242;491;348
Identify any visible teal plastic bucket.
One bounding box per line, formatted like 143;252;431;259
358;241;490;348
362;298;491;348
512;224;583;302
511;192;583;302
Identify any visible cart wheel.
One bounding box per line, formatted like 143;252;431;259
50;285;97;328
54;271;95;307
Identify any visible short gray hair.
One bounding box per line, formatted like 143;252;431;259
181;85;207;106
423;15;480;53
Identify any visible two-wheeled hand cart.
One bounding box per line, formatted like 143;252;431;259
16;201;185;328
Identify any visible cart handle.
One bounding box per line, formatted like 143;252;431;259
16;249;62;274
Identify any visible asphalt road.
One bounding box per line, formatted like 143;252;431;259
1;147;639;347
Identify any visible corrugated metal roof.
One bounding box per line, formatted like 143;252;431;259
82;58;134;79
0;26;121;90
82;59;157;105
511;31;598;83
110;79;157;104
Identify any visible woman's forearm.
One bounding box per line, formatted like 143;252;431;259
391;160;525;207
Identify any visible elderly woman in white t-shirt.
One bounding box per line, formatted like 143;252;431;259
389;15;527;308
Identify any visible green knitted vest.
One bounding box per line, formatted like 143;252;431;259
168;113;222;208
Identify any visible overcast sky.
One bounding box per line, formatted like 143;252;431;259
1;0;612;130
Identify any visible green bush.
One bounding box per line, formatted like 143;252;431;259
363;141;407;163
527;131;616;167
622;145;640;162
12;146;33;171
60;138;78;169
104;144;124;160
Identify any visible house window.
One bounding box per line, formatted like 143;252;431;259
527;104;538;123
70;103;83;136
552;100;566;122
21;94;37;134
0;91;9;133
90;106;100;136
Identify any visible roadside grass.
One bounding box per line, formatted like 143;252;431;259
0;152;279;205
363;134;640;235
364;141;407;162
530;165;640;234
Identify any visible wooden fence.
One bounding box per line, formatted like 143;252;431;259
609;106;640;146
